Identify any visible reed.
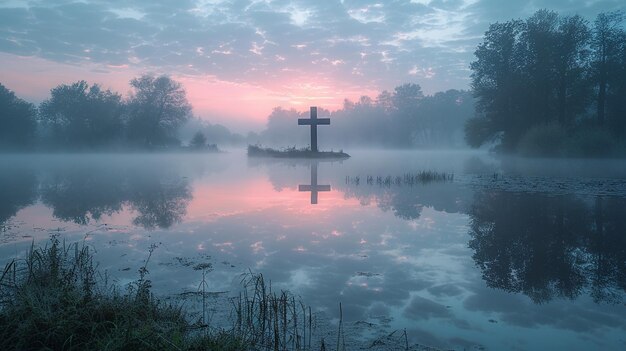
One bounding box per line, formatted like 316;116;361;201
346;171;453;187
231;272;317;350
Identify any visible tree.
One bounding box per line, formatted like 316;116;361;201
465;10;625;155
126;74;192;147
39;81;123;148
554;15;591;126
390;83;424;146
414;90;474;147
469;19;524;150
0;83;36;148
591;11;624;126
189;131;207;149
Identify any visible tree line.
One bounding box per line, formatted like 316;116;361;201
466;10;626;156
0;75;192;150
1;77;474;150
252;84;474;149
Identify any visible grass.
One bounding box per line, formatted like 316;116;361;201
247;145;350;159
345;171;454;187
0;237;244;351
231;272;316;351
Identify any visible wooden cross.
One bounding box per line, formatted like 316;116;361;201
298;106;330;152
298;162;330;204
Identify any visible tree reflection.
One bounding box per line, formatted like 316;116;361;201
40;169;126;225
0;167;37;226
341;182;470;220
128;176;191;229
4;162;192;230
469;191;626;303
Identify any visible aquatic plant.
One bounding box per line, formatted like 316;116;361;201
232;272;315;351
346;171;454;187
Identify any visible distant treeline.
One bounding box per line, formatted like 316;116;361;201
0;78;473;151
466;10;626;156
0;75;202;150
250;86;474;148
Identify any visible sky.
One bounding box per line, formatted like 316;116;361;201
0;0;623;132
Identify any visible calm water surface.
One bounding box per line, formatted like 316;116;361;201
1;150;625;350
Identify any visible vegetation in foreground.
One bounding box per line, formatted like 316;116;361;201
247;145;350;159
0;238;244;351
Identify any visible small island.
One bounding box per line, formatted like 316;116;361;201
247;106;350;159
247;144;349;158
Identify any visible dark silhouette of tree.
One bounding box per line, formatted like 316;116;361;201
555;15;591;126
592;11;626;129
468;19;524;149
39;81;123;148
466;10;626;155
519;10;560;127
0;84;36;149
126;75;192;147
189;131;207;149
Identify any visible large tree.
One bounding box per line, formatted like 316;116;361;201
39;81;123;148
466;10;625;153
0;83;36;148
591;11;624;126
468;19;524;149
126;75;192;147
555;15;591;126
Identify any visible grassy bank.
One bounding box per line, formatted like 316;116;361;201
0;238;252;350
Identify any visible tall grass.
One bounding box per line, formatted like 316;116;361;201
231;272;316;351
0;237;243;351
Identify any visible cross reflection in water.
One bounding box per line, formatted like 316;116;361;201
298;162;330;204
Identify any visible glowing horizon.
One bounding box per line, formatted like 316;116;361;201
0;52;381;133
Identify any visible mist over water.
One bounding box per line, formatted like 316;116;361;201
1;150;625;350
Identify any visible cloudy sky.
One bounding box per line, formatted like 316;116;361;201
0;0;623;132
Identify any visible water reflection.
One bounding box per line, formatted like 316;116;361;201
1;151;625;349
2;156;192;229
468;191;626;304
339;179;470;220
298;162;330;204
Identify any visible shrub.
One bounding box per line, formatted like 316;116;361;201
517;123;567;157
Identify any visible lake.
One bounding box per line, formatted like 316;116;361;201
1;150;625;350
